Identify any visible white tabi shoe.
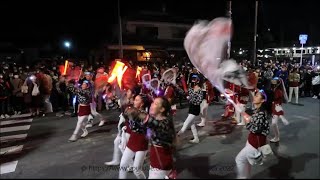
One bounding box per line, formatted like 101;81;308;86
69;134;78;142
269;137;280;143
104;160;120;166
282;120;289;126
197;123;205;127
81;129;88;138
189;138;200;144
85;122;93;128
98;120;105;127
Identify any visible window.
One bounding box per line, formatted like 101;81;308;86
171;27;188;39
136;26;158;39
312;49;317;54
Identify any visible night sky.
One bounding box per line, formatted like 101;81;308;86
1;0;319;51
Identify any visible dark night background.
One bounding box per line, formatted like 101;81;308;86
0;0;319;56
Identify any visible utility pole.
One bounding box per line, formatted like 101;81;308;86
253;1;258;66
226;1;232;59
118;0;123;59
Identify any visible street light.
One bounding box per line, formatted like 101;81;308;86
64;41;71;58
64;41;70;48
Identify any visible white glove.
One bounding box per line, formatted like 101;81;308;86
275;104;283;112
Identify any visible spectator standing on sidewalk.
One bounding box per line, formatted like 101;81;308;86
288;68;300;104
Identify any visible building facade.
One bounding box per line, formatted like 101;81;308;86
105;11;193;62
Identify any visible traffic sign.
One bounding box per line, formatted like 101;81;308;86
299;34;308;44
299;34;308;65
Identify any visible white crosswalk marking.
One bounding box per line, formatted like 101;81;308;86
9;113;32;119
0;119;33;126
0;161;18;174
0;134;27;142
0;145;24;155
0;125;31;133
0;114;33;175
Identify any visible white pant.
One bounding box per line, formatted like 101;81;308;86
179;114;199;140
119;147;147;179
200;100;208;125
288;86;299;104
90;102;102;118
87;102;103;124
148;166;170;179
73;115;88;135
271;115;288;139
235;103;246;124
111;135;122;163
235;141;261;179
110;133;131;162
110;114;131;163
43;95;53;113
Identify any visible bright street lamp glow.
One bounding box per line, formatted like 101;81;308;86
64;42;71;48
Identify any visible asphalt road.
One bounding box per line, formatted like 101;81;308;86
1;97;319;179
